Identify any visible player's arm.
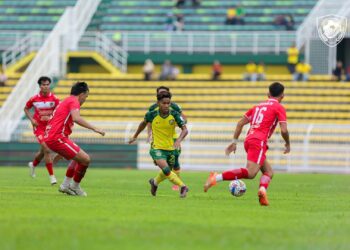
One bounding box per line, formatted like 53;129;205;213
279;122;290;154
146;122;152;143
174;125;188;149
225;116;250;156
71;109;105;136
129;120;147;144
23;106;37;128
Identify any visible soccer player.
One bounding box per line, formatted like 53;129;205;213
24;76;60;185
129;91;189;198
44;82;105;196
147;86;187;191
203;82;291;206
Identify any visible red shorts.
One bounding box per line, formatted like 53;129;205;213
33;125;46;144
45;137;80;160
244;138;268;166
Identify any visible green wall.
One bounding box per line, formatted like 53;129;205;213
0;142;137;168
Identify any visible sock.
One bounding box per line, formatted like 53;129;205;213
166;171;185;187
259;173;271;189
46;163;54;176
66;161;77;178
154;170;167;186
71;181;80;189
222;168;249;180
33;159;40;167
216;174;223;182
63;176;72;187
73;163;89;183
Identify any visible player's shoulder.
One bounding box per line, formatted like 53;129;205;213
170;102;182;112
148;103;158;111
145;109;158;119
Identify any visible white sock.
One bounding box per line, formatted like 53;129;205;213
71;181;80;188
63;177;72;186
216;174;223;182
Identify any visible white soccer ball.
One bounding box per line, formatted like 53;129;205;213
229;179;247;197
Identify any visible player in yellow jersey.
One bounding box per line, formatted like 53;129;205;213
147;86;187;191
129;91;189;198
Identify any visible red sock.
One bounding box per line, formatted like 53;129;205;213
222;168;249;180
73;163;89;183
66;161;78;178
259;173;271;189
46;163;54;176
33;159;40;167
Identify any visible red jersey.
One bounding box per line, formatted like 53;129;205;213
45;96;80;140
244;98;287;142
25;92;60;126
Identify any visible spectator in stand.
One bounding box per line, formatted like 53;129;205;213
0;70;7;87
159;60;178;80
165;12;174;31
192;0;200;7
346;65;350;81
212;60;222;80
225;6;237;25
175;0;185;8
143;59;155;81
294;61;312;82
235;4;245;25
332;61;343;81
285;14;295;31
274;15;287;27
256;62;266;81
244;61;257;81
286;43;299;74
174;14;185;31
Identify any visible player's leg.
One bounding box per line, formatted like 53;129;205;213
257;159;273;206
52;154;63;165
171;148;181;191
28;147;44;178
68;149;90;196
41;143;57;185
59;160;78;195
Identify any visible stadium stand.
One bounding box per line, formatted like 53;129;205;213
88;0;318;31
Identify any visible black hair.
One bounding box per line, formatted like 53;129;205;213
269;82;284;97
156;86;170;94
70;82;89;96
37;76;51;85
157;91;172;101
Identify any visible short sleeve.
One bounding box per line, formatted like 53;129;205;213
25;97;34;109
171;102;182;113
144;111;154;123
244;107;254;121
173;111;186;127
69;98;80;112
148;103;157;112
276;105;287;123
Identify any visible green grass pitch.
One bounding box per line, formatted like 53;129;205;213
0;167;349;250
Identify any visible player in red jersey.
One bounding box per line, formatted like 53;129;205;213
44;82;105;196
24;76;60;185
204;82;290;206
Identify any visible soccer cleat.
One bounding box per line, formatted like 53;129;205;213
149;178;158;196
49;175;57;185
172;185;179;191
59;184;76;196
179;186;189;198
258;187;269;206
28;162;36;178
69;184;87;197
203;172;217;192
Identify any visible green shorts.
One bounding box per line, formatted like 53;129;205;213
150;148;176;168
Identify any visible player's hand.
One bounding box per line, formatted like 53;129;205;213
93;128;105;136
174;140;181;149
284;144;290;154
128;137;137;144
31;120;38;129
225;143;237;156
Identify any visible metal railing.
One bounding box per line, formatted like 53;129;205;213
79;32;128;72
110;31;295;55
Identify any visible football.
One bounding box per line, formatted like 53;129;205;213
229;180;247;197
